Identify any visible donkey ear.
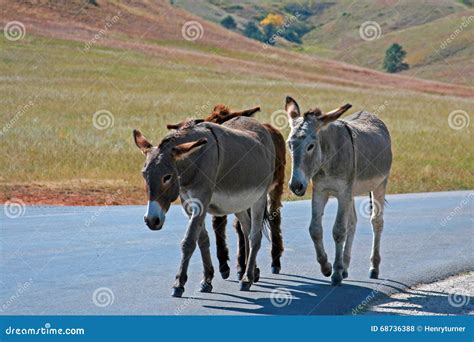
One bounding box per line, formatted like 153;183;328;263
285;96;301;122
320;103;352;125
232;106;260;118
133;129;153;154
166;123;181;130
172;138;208;160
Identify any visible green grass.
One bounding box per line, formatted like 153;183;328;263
0;34;472;201
175;0;474;85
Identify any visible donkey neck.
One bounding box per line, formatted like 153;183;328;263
316;121;354;179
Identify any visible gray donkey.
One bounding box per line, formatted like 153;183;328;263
133;116;276;296
285;96;392;286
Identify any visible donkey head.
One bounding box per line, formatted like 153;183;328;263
285;96;352;196
133;129;207;230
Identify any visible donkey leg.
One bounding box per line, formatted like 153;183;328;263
212;215;230;279
234;218;247;281
173;215;205;297
309;191;332;277
240;196;266;291
342;202;357;279
369;180;387;279
235;211;251;281
198;224;214;292
331;194;352;286
269;185;284;274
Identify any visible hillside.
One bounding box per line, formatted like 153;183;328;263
176;0;474;86
1;0;473;205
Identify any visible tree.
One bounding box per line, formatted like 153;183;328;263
243;21;265;42
220;15;237;30
383;43;409;73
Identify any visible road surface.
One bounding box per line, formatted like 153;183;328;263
1;191;472;315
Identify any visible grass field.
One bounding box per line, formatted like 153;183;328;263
1;30;472;204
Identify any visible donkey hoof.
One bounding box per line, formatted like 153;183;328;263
369;268;379;279
237;272;244;281
342;271;349;279
220;264;230;280
321;262;332;277
240;281;252;291
254;268;260;283
331;273;343;286
200;281;213;293
172;286;185;298
271;266;280;274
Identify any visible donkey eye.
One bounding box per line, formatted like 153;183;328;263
162;174;173;184
306;144;315;152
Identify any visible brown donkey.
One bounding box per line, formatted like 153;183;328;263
167;105;286;280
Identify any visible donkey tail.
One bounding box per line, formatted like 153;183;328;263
262;204;272;242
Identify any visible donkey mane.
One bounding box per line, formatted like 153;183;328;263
159;119;203;148
303;108;323;118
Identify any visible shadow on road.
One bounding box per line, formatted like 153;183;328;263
195;273;472;315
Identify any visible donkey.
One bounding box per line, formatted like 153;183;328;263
134;116;276;296
285;96;392;286
167;104;286;280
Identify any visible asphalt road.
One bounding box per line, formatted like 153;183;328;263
1;191;472;315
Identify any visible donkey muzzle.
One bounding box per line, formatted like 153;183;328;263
144;200;166;231
289;179;307;197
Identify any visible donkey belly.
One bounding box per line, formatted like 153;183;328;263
208;188;266;216
352;176;387;196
